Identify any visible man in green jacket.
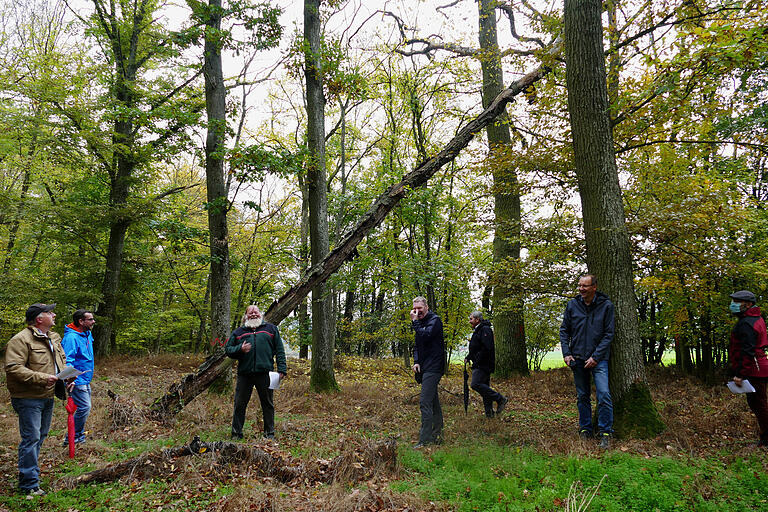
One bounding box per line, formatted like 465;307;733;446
5;303;68;496
225;305;287;440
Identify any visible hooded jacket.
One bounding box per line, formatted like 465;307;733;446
729;305;768;379
467;319;495;373
61;323;94;386
559;292;614;362
225;322;287;375
5;326;66;399
412;310;445;374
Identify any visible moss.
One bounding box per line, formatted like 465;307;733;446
613;381;665;439
310;370;340;393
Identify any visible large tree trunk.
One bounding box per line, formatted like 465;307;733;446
478;0;527;376
203;0;232;349
304;0;338;392
564;0;663;438
149;53;555;417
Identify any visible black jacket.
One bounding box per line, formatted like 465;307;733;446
412;311;445;374
467;319;495;373
559;292;614;362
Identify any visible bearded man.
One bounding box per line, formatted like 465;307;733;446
225;305;287;440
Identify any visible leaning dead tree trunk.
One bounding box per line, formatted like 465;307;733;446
148;43;560;419
56;436;397;488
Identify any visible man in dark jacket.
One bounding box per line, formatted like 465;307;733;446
728;290;768;447
411;296;445;448
560;274;614;449
465;311;507;417
225;305;287;440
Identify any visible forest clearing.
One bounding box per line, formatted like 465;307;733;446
1;354;766;511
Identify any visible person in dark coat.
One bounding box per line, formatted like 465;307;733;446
728;290;768;447
465;311;507;417
225;305;287;440
560;274;614;449
411;296;445;448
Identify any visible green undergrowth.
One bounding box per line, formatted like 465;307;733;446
393;441;768;511
1;480;234;512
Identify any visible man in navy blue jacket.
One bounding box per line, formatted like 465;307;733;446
411;296;445;448
560;275;614;449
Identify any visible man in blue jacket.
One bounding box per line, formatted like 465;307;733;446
225;305;287;440
61;309;95;445
560;275;614;449
411;296;445;448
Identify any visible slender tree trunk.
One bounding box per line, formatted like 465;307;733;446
305;0;338;391
478;0;527;376
202;0;232;349
564;0;663;438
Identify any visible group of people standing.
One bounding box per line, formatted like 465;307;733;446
4;304;95;496
4;277;767;496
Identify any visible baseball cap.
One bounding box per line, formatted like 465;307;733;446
25;303;56;323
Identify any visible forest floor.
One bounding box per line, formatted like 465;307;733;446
0;354;766;511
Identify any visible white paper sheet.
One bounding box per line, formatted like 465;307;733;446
268;371;281;390
727;380;756;394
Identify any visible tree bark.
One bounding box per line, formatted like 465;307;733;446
564;0;663;438
304;0;338;391
149;51;556;417
203;0;232;350
478;0;527;376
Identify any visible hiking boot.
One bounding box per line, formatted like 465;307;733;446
231;433;244;441
579;429;593;440
496;396;508;415
598;432;611;449
413;442;427;450
485;410;495;418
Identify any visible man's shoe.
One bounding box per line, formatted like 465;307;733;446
231;433;244;441
496;396;508;415
598;432;611;449
413;442;428;449
22;487;46;498
579;429;593;440
485;410;495;418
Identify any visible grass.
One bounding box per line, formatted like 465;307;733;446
1;353;765;511
395;441;768;511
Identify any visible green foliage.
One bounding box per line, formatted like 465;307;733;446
394;442;767;511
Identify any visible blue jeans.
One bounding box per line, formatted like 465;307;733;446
418;372;443;444
70;384;92;443
11;397;54;490
571;359;613;434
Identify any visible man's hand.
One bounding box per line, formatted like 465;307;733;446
563;355;574;367
734;376;743;387
241;342;252;354
46;374;57;386
410;309;419;321
279;372;286;380
412;363;421;373
584;357;597;369
66;379;76;392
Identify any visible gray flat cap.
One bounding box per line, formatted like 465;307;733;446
730;290;757;303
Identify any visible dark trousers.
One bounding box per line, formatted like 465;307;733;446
419;372;443;444
746;377;768;443
471;368;504;415
232;372;274;437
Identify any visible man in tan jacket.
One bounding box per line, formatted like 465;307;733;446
5;303;68;496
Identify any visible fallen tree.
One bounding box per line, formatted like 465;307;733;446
148;41;561;420
56;436;397;488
